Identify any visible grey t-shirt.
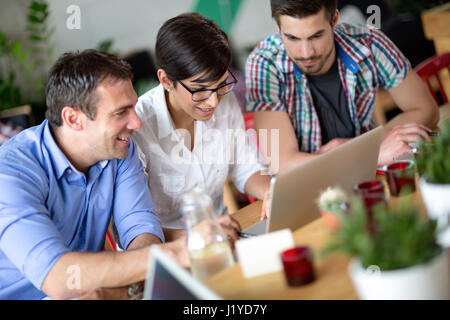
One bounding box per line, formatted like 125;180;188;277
307;60;355;145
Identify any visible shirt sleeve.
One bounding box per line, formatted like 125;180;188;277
245;50;287;113
369;27;411;90
0;157;70;290
226;94;266;193
112;140;165;249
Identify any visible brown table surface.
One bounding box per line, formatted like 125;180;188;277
205;176;430;300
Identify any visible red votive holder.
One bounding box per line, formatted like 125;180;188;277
354;180;387;211
386;160;416;197
354;180;386;234
280;246;315;286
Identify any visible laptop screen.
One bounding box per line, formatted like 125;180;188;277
149;255;200;300
143;246;221;300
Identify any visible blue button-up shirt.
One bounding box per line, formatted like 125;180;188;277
0;120;164;299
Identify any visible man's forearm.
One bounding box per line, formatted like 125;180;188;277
276;151;317;175
385;70;439;135
41;247;150;299
384;107;439;137
127;233;162;250
163;228;186;242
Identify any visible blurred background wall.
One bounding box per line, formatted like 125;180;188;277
0;0;447;123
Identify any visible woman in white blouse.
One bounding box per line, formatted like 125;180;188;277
133;13;271;241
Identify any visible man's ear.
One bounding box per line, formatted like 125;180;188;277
61;106;84;131
157;68;174;92
332;9;339;29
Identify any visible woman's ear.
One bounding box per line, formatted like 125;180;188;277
157;69;173;92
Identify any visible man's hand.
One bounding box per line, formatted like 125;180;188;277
316;138;352;154
378;123;431;166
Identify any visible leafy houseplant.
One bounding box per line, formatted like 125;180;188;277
415;120;450;184
325;198;441;270
324;197;448;299
415;121;450;237
0;0;54;117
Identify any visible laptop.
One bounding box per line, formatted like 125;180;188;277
243;126;384;236
143;245;222;300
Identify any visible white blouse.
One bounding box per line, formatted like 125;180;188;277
133;84;264;229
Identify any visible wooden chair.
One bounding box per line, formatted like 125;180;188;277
105;229;116;251
415;52;450;105
0;105;35;127
373;53;450;126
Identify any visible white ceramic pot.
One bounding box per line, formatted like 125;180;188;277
348;250;450;300
419;178;450;223
419;178;450;246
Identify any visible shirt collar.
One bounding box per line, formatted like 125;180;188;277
42;120;108;179
153;84;217;139
42;120;72;179
278;24;372;77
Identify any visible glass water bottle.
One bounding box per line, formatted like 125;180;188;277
181;187;235;281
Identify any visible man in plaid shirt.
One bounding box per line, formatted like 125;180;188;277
246;0;438;174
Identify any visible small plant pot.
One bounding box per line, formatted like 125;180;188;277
419;178;450;247
348;250;449;300
320;211;340;232
419;178;450;223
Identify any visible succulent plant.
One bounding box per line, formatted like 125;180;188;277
316;186;349;214
415;120;450;184
323;197;441;271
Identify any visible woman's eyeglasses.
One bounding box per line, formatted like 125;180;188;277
177;70;237;102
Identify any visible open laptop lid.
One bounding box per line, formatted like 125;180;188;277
266;126;384;233
143;245;222;300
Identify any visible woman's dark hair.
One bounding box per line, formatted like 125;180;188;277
155;12;231;85
45;49;133;128
271;0;338;25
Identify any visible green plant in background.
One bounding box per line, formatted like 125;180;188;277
0;0;54;111
415;121;450;184
94;38;159;96
0;32;27;109
323;197;441;271
96;38;120;56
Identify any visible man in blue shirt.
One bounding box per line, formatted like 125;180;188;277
0;50;240;299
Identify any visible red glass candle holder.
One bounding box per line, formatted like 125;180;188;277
280;246;315;286
386;160;416;197
354;180;387;211
354;180;386;234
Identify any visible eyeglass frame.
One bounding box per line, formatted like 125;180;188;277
176;69;238;102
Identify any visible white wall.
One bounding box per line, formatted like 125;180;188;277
0;0;277;70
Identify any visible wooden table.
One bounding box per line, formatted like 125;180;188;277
206;178;430;300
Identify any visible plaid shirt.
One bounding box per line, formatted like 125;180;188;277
246;23;411;153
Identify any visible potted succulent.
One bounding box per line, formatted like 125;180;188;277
324;198;449;300
415;120;450;246
316;186;349;232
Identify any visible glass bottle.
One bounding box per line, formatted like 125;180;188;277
181;187;234;281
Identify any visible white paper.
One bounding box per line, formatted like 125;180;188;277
235;229;295;278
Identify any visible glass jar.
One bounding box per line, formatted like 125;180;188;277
181;187;234;281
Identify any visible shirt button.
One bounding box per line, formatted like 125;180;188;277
67;169;72;174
